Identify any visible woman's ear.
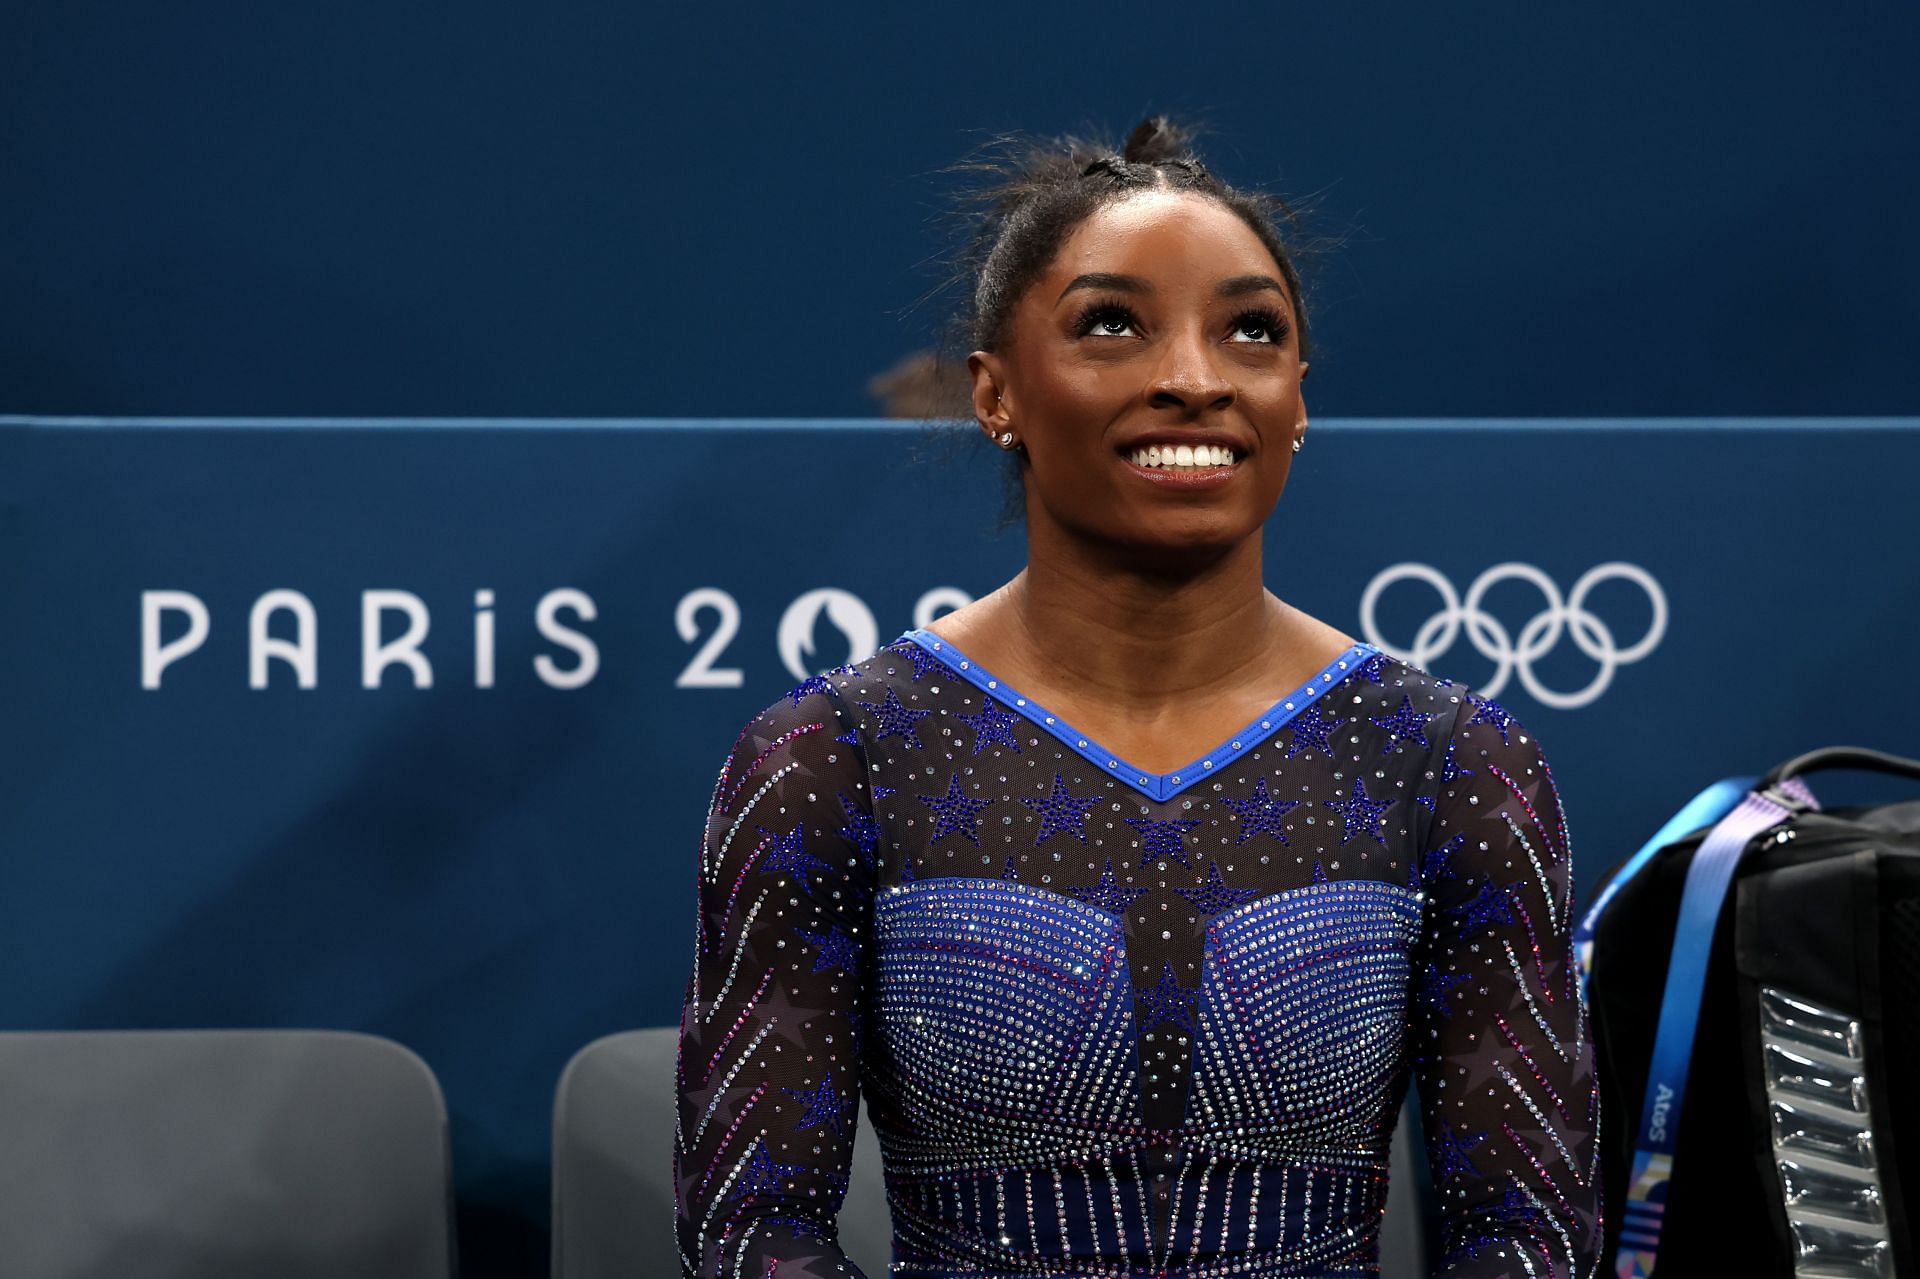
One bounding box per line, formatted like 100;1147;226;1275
968;351;1010;443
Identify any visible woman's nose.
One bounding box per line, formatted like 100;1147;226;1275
1146;329;1234;413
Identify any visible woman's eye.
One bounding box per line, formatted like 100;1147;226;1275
1076;305;1139;338
1229;310;1288;344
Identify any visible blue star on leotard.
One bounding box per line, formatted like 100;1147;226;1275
1136;962;1198;1033
889;640;945;681
1357;651;1389;684
1068;859;1150;914
1323;776;1392;845
1417;965;1473;1016
794;923;861;972
1466;693;1516;746
1283;702;1342;759
1439;734;1473;785
1369;695;1434;753
859;687;932;749
1125;815;1202;868
959;698;1024;755
732;1142;801;1200
1436;1121;1489;1182
785;674;834;706
918;775;987;846
1430;1125;1489;1183
783;1076;855;1136
731;1138;813;1200
837;792;879;863
1454;877;1516;931
1416;833;1466;889
759;825;828;893
1021;774;1101;844
1219;776;1298;845
1177;861;1258;916
1483;1180;1550;1231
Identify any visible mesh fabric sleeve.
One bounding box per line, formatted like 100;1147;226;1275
1411;689;1606;1278
673;682;878;1279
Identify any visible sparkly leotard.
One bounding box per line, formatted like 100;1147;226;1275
674;631;1604;1278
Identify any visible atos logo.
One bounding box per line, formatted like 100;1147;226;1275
1359;562;1666;709
1648;1082;1676;1143
140;589;599;689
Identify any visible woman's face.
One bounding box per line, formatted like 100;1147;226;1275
971;190;1308;562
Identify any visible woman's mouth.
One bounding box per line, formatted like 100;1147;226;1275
1126;443;1237;469
1122;442;1242;487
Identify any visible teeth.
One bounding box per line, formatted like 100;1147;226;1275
1128;444;1239;469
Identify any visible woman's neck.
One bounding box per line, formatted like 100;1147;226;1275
987;528;1289;716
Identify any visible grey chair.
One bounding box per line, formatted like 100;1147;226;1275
0;1029;456;1279
553;1027;1427;1277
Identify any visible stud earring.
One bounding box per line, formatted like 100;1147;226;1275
1292;437;1303;453
998;432;1016;449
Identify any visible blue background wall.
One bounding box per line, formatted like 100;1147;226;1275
4;5;1918;418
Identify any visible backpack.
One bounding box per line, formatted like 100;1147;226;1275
1578;746;1920;1278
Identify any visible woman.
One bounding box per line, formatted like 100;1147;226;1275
674;118;1604;1278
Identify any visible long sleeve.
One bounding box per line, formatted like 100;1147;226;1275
1411;689;1605;1278
673;680;878;1279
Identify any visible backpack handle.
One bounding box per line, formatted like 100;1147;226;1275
1759;745;1920;790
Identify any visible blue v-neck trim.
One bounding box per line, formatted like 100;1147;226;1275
900;629;1381;802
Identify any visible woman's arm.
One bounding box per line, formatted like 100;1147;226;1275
1412;689;1605;1278
673;681;878;1278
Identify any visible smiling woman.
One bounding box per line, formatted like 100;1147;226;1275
674;117;1606;1279
970;184;1309;571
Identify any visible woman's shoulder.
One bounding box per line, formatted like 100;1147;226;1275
1368;651;1563;855
726;635;935;753
1328;647;1567;830
1332;646;1476;747
701;643;928;851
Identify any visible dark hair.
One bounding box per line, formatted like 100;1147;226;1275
958;116;1313;360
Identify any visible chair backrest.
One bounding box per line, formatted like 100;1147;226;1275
552;1027;1427;1277
1381;1094;1428;1277
0;1029;456;1279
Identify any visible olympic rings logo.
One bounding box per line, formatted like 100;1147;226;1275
1358;562;1666;709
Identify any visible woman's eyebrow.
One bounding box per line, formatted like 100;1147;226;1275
1056;272;1149;302
1217;274;1288;299
1054;272;1288;304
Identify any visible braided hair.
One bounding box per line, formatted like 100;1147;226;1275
956;116;1311;359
